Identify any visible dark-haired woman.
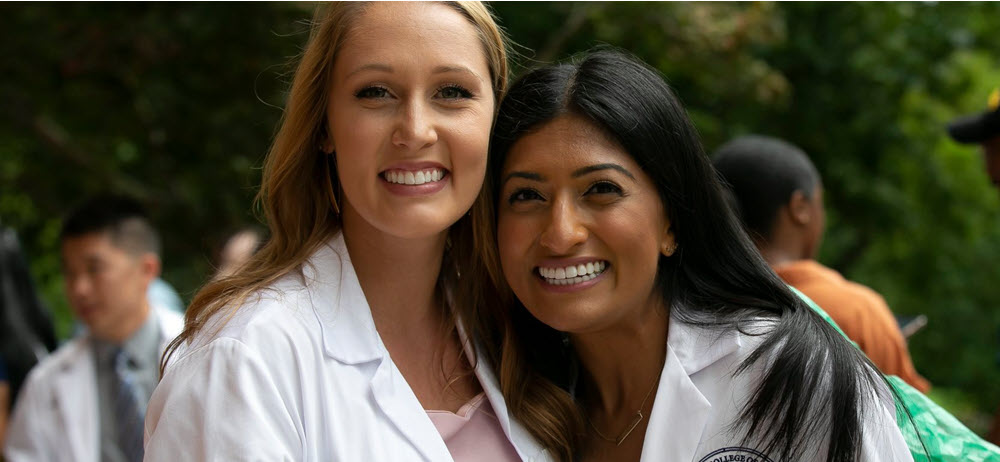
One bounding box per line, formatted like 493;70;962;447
463;49;913;461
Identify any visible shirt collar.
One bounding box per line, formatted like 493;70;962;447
91;309;161;367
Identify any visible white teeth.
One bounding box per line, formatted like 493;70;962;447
384;169;445;185
538;260;608;285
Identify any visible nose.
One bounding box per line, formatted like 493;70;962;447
538;198;588;254
391;99;438;151
65;273;92;302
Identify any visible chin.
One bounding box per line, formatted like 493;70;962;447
384;206;470;237
524;306;598;334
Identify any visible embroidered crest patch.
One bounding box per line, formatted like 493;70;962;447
698;447;773;462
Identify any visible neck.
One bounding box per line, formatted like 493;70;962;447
340;208;448;335
101;302;152;344
758;245;803;267
757;228;812;267
572;301;668;417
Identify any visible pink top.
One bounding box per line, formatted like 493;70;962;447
426;393;522;462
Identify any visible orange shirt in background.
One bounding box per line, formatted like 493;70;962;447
774;260;931;393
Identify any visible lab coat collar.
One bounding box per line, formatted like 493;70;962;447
308;232;384;365
309;235;453;460
667;316;742;376
457;322;550;462
638;318;743;461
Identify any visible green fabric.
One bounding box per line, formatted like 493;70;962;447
789;286;1000;462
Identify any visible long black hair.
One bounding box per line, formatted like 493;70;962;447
477;48;892;461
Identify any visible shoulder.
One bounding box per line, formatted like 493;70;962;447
15;337;91;401
23;337;90;381
171;280;319;365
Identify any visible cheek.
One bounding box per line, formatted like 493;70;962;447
497;215;533;277
447;116;492;188
600;213;663;277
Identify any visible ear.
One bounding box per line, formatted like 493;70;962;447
660;223;678;257
318;126;335;154
140;253;162;283
788;190;813;226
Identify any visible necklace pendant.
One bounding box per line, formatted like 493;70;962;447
614;411;644;446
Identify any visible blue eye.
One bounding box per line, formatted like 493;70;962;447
508;188;543;204
355;86;390;99
436;85;473;99
586;181;623;195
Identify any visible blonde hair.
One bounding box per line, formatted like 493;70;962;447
163;1;509;368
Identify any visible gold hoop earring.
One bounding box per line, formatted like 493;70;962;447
323;151;341;215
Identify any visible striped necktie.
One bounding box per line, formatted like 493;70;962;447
113;348;145;462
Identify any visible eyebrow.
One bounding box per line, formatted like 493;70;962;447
573;163;636;180
346;63;393;78
501;163;636;186
346;63;483;81
501;171;544;186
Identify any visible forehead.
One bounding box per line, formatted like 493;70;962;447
503;114;637;174
61;232;127;261
334;2;489;81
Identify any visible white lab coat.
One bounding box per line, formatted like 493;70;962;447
143;232;551;462
640;317;913;462
3;307;183;462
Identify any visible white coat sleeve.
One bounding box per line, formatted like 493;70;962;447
144;337;302;461
3;369;55;462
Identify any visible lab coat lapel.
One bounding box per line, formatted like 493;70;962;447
311;233;453;461
457;323;550;462
640;319;742;462
639;345;712;462
309;233;383;365
369;359;455;462
52;339;100;462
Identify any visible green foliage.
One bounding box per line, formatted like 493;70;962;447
3;1;999;428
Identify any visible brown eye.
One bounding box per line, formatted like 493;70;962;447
508;188;543;204
355;86;390;99
586;181;623;195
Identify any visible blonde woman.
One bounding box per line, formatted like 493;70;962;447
144;3;545;461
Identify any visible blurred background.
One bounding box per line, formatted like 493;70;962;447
2;2;999;434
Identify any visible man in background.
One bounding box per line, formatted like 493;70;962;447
948;87;1000;444
4;195;182;462
713;135;931;393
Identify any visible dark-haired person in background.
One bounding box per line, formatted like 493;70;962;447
949;88;1000;187
4;195;182;462
713;135;930;393
948;87;1000;444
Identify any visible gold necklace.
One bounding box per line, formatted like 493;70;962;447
585;373;660;446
